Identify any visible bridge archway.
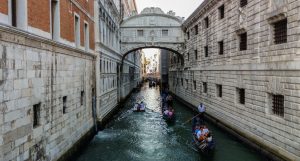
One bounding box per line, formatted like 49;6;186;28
118;7;185;99
120;7;185;59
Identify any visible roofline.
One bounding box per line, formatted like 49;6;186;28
121;13;183;26
182;0;212;30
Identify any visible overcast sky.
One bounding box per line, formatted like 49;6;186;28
135;0;204;19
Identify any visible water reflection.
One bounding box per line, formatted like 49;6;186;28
76;85;266;161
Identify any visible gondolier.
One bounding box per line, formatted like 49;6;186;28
198;103;205;119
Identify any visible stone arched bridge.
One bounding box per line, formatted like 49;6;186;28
120;7;185;59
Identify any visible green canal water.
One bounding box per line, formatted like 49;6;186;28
76;85;266;161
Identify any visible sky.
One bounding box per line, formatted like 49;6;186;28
135;0;204;19
135;0;204;56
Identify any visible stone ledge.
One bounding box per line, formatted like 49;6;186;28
0;24;96;59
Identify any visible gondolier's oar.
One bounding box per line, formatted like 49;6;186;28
182;113;202;125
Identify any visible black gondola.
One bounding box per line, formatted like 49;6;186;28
133;103;145;112
191;117;215;154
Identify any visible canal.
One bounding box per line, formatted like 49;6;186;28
76;85;266;161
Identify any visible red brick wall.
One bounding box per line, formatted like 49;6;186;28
0;0;8;15
28;0;51;33
60;0;94;50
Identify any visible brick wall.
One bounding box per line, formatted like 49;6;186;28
0;0;8;15
60;0;95;49
28;0;51;33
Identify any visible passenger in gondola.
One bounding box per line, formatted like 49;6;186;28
140;101;145;111
202;125;209;136
206;133;213;143
168;107;174;117
163;108;169;115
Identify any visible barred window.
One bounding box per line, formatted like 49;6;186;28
216;84;222;98
193;80;197;90
194;25;198;35
273;19;287;44
63;96;67;114
186;79;189;89
272;95;284;117
33;103;41;128
218;41;224;55
187;31;190;39
195;50;198;60
162;29;168;36
204;17;209;28
237;88;245;104
239;32;247;51
203;82;207;93
81;91;84;105
137;30;144;36
219;5;225;19
240;0;247;7
205;46;208;57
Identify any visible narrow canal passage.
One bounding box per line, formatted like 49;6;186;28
76;85;266;161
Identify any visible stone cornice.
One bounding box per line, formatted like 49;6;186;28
0;24;96;58
182;0;219;30
122;13;183;25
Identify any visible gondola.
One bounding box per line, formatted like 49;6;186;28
133;103;145;112
192;133;215;154
191;117;215;154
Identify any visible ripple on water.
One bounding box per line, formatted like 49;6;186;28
76;85;266;161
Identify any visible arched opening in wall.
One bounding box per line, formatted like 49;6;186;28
120;47;184;95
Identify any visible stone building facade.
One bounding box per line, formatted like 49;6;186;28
94;0;141;122
0;0;96;161
169;0;300;160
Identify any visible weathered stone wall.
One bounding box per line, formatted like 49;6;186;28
0;26;96;161
170;0;300;160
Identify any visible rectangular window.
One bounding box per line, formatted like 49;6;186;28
272;95;284;117
193;80;197;90
194;50;198;60
194;25;198;35
33;103;41;128
81;91;84;105
203;82;207;93
187;31;190;39
74;15;80;47
63;96;67;114
204;46;208;57
162;29;168;36
219;5;225;19
186;79;188;89
137;30;144;37
216;84;222;98
51;0;59;40
237;88;245;104
218;41;224;55
204;17;209;28
273;19;287;44
240;0;248;7
11;0;17;27
239;32;247;51
84;23;89;51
